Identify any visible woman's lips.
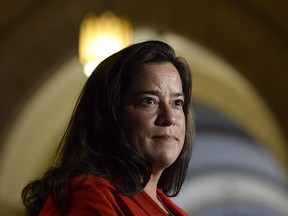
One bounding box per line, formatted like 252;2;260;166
152;134;177;140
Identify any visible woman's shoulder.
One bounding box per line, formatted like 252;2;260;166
69;175;116;193
40;175;123;215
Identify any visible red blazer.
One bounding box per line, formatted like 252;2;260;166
40;175;188;216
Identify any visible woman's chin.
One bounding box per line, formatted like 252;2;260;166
150;155;178;171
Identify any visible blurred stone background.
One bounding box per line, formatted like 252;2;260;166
0;0;287;215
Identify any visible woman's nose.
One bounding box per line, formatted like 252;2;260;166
155;105;176;126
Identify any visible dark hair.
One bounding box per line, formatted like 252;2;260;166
22;40;195;215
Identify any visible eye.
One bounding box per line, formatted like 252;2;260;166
174;99;184;108
140;97;157;106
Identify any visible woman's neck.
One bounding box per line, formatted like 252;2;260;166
144;172;169;214
144;171;161;198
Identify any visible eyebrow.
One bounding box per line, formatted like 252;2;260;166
135;90;185;98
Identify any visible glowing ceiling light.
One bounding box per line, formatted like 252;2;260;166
79;12;132;77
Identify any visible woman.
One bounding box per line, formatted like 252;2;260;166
22;40;195;215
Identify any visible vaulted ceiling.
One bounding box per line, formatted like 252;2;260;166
2;0;287;158
0;0;288;214
1;0;288;162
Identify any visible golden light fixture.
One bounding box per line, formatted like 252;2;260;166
79;12;132;77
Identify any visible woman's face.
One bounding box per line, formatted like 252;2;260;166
120;62;186;172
